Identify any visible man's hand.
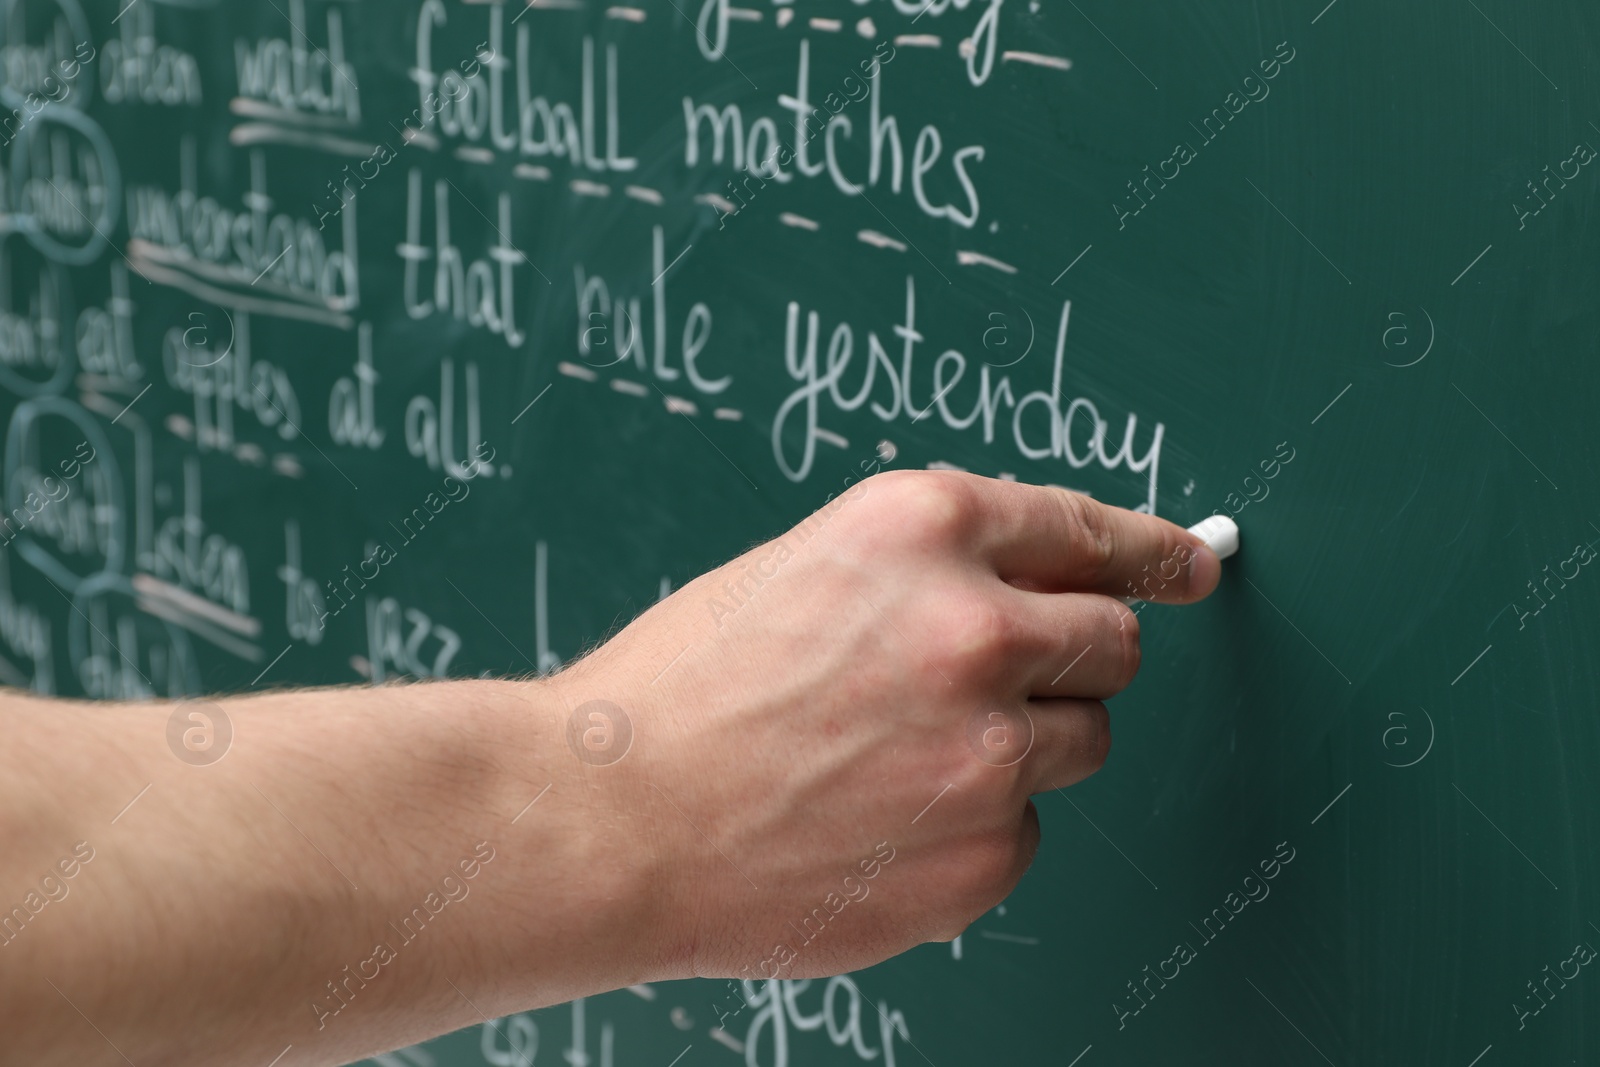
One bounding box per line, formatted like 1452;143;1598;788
0;471;1219;1067
557;470;1221;982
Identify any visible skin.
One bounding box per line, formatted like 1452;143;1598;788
0;471;1220;1066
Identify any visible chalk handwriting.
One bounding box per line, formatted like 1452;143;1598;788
235;0;360;123
774;281;1165;511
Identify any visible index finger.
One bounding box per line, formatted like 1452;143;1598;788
967;478;1222;603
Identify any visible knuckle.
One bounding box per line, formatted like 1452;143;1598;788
1059;491;1116;580
1018;802;1042;865
931;599;1016;680
1086;702;1112;772
1113;602;1143;689
951;736;1018;791
961;835;1022;905
949;765;991;807
872;471;978;549
929;819;1038;944
932;909;977;947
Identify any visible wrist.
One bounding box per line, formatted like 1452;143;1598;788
469;676;683;999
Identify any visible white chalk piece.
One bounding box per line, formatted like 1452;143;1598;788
1187;515;1240;560
1122;515;1240;606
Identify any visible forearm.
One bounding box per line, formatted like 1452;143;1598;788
0;679;669;1067
0;473;1221;1066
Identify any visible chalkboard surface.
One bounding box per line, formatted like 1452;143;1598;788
2;0;1598;1062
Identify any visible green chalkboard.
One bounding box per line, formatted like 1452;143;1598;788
1;0;1597;1062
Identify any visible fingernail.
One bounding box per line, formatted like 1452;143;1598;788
1189;541;1222;597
